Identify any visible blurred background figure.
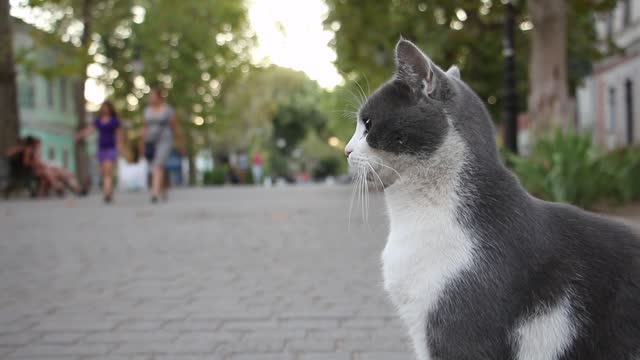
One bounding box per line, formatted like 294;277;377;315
76;101;122;203
252;151;264;185
3;137;38;198
237;151;249;184
20;136;87;197
140;88;185;204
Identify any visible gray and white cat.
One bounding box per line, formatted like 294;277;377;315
345;40;640;360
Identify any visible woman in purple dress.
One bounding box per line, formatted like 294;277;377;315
77;101;122;203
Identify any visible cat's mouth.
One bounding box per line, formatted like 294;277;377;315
348;154;387;186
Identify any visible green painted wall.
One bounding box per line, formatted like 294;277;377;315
13;20;81;172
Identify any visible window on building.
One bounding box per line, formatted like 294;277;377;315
18;74;35;109
62;148;69;169
609;87;617;132
48;146;56;162
60;78;67;112
47;78;55;109
623;0;632;27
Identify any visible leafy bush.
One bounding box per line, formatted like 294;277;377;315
313;156;342;180
509;131;640;209
600;146;640;203
202;167;227;186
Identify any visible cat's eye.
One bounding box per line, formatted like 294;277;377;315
363;117;372;132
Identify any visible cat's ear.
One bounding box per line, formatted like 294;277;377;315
395;39;436;96
446;66;460;79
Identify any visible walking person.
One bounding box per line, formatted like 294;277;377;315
77;101;122;203
140;88;185;203
252;151;263;185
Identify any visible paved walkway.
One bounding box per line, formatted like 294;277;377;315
0;186;412;360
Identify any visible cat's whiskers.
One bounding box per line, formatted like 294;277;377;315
368;156;403;180
348;166;359;231
354;79;368;108
366;162;386;191
348;154;383;225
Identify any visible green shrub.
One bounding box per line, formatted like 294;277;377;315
202;167;227;186
509;131;640;209
312;156;342;179
600;146;640;203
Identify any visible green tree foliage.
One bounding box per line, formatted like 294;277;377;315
103;0;253;120
221;65;330;178
21;0;136;179
272;83;327;154
218;65;315;151
16;0;254;183
320;83;366;143
324;0;613;122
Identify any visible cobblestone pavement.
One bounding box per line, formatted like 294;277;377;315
0;186;413;360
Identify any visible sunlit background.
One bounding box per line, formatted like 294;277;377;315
10;0;343;105
4;0;640;210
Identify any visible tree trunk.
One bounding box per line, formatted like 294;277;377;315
503;0;518;155
0;0;20;156
527;0;571;135
74;0;92;183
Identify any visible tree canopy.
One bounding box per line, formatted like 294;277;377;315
324;0;613;123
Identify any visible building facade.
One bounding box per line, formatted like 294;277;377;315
577;0;640;149
13;20;80;171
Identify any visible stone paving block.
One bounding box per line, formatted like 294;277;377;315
34;317;117;332
154;356;221;360
338;338;409;352
112;341;213;355
6;357;82;360
285;339;336;352
221;319;278;330
38;332;86;345
83;331;179;343
340;318;386;329
241;329;307;342
8;343;114;357
0;332;41;346
83;356;151;360
116;320;166;331
0;346;19;358
162;319;220;332
299;352;352;360
0;318;39;334
353;351;414;360
175;332;241;343
228;353;293;360
280;319;339;330
308;329;371;340
215;339;286;354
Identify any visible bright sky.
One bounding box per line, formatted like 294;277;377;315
248;0;342;88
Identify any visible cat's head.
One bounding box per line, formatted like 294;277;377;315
345;39;497;188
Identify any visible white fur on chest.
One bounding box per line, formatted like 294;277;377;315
382;201;475;360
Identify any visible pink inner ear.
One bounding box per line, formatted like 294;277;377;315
423;69;436;96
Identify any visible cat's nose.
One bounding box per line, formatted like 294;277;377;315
345;148;353;157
